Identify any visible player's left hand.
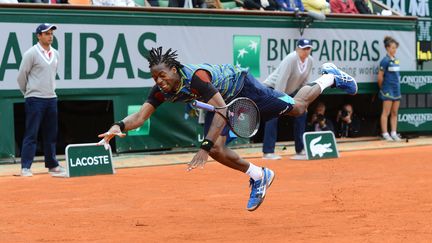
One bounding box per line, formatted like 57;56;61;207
187;149;209;171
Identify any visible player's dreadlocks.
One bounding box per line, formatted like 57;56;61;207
148;47;183;70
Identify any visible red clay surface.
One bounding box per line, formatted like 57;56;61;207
1;146;432;242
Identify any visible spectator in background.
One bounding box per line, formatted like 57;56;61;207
329;0;359;14
68;0;92;5
335;103;360;138
17;24;65;177
168;0;205;7
354;0;374;14
17;0;69;3
241;0;278;11
378;36;402;142
274;0;304;11
203;0;223;8
146;0;158;6
302;0;330;13
307;101;335;133
262;38;313;160
92;0;135;6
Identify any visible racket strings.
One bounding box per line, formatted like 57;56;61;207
228;98;259;138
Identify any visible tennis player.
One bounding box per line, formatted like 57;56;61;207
99;47;357;211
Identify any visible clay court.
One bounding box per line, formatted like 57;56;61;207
1;145;432;242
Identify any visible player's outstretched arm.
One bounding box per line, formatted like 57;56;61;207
98;102;156;146
122;102;156;131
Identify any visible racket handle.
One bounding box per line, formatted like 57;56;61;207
192;100;215;112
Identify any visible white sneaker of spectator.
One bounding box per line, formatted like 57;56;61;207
263;153;281;160
290;149;306;160
390;132;402;142
290;153;307;160
49;165;66;177
21;168;33;177
382;133;393;142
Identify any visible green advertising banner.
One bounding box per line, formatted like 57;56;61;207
303;131;339;160
0;6;417;159
400;71;432;93
398;108;432;132
233;35;261;77
127;105;150;136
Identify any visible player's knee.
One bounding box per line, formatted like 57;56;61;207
288;103;306;117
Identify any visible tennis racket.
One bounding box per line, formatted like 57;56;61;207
192;97;260;138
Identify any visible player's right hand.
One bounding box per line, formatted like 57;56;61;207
97;126;126;149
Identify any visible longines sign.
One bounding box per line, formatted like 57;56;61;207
400;71;432;93
398;108;432;132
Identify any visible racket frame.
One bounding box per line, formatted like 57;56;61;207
192;97;260;138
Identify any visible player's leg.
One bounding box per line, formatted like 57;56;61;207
208;136;275;211
204;112;274;211
286;81;324;116
208;135;249;172
285;63;357;117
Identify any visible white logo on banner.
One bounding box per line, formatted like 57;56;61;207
310;136;333;157
400;75;432;89
399;113;432;127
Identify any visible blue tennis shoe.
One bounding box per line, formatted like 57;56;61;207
321;63;358;95
247;167;275;211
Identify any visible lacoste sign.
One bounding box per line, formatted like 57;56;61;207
65;143;115;177
303;131;339;160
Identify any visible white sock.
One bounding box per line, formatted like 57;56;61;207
382;132;390;137
246;163;263;181
390;131;398;137
313;74;335;93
